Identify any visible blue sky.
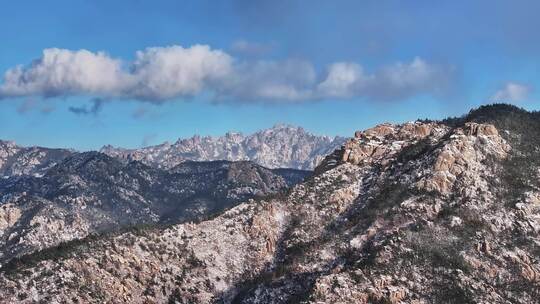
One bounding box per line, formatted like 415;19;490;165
0;0;539;150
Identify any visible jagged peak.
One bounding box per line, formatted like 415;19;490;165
105;124;329;151
100;125;345;170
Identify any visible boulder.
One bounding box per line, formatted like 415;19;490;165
398;123;433;139
364;124;395;138
464;123;499;136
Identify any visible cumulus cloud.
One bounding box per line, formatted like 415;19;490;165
0;45;232;102
1;49;125;98
316;57;455;101
490;82;532;102
0;45;456;104
128;45;232;100
216;59;316;102
316;62;366;98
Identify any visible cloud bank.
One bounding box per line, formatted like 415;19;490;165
317;58;454;101
490;82;532;102
0;44;456;104
0;45;232;102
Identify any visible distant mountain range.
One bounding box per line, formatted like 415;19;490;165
0;126;327;265
1;125;345;178
101;124;346;170
0;151;309;264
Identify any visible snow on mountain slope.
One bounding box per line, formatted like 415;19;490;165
0;140;72;177
2;105;538;303
101;125;346;170
0;153;309;265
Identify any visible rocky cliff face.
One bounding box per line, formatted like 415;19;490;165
101;125;346;170
1;105;539;303
0;152;309;266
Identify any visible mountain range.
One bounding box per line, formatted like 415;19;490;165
0;104;539;303
0;152;309;265
0;124;334;266
1;125;344;179
100;124;346;170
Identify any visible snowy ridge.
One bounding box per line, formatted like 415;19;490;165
101;125;346;170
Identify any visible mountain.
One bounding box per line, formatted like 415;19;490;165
0;124;343;178
101;124;346;170
0;140;73;177
0;152;310;265
1;104;540;303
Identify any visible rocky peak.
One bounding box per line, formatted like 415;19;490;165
316;121;446;173
101;125;346;170
319;120;507;178
462;122;499;136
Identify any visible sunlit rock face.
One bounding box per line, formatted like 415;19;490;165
1;105;539;304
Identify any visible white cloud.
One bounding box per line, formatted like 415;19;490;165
216;59;316;102
128;45;233;100
316;62;367;98
0;48;125;98
0;45;456;104
0;45;233;102
490;82;532;102
317;57;454;101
